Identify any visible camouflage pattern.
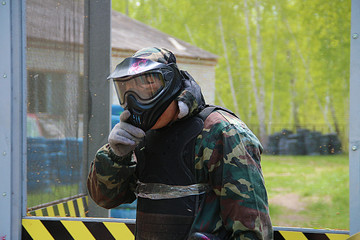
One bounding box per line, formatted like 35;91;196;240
87;144;138;209
177;89;199;117
87;108;273;239
133;47;177;64
190;110;273;240
177;70;206;118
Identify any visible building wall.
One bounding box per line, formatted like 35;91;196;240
27;40;84;138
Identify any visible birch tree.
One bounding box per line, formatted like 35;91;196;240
218;14;240;117
112;0;351;146
243;0;267;144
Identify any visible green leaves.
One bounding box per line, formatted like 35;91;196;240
112;0;351;144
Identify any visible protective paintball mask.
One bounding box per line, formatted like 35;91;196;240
108;57;182;131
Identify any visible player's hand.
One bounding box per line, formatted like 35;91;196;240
108;110;145;156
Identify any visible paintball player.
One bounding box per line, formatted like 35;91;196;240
87;47;273;240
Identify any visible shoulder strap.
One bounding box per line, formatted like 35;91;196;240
197;104;238;121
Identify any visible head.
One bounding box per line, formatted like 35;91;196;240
108;47;182;131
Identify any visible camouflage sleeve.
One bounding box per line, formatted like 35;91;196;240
87;144;137;209
193;110;273;240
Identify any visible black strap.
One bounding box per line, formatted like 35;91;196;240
197;104;238;121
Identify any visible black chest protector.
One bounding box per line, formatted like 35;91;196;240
133;105;236;240
134;114;204;240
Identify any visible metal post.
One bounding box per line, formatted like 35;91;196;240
350;0;360;235
0;0;26;239
83;0;112;217
0;1;12;237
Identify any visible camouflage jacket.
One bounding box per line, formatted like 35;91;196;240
87;107;273;240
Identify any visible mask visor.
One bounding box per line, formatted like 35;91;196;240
114;72;165;105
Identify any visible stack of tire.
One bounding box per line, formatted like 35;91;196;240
27;137;83;193
266;129;342;156
27;137;52;192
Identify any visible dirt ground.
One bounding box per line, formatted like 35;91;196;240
269;193;308;226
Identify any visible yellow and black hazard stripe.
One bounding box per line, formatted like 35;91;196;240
347;232;360;240
27;195;88;218
22;218;354;240
274;230;349;240
22;218;135;240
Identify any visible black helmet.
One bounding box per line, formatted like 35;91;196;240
108;47;182;131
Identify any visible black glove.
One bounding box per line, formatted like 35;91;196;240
108;110;145;156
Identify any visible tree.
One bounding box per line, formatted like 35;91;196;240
112;0;351;148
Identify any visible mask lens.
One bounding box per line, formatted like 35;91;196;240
114;72;165;105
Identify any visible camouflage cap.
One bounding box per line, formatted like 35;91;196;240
133;47;177;64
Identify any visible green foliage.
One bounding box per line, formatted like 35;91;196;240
112;0;351;145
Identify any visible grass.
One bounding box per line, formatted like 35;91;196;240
27;184;80;208
26;154;349;231
261;154;349;230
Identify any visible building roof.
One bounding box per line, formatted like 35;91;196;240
111;11;218;61
26;1;217;62
27;0;84;44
